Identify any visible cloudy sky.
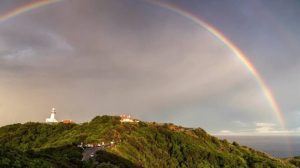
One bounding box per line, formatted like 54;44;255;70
0;0;299;135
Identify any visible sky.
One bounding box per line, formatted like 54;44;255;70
0;0;300;135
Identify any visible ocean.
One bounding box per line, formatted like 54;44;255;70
217;136;300;158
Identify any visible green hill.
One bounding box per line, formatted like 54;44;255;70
0;115;298;168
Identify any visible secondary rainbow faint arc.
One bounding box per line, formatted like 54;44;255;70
0;0;286;128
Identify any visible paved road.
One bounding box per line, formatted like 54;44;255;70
81;144;115;161
82;147;104;161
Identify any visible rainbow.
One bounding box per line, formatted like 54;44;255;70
0;0;286;128
0;0;60;22
147;0;286;129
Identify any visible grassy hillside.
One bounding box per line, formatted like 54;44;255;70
0;116;297;168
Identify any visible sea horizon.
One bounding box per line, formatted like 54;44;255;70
217;135;300;158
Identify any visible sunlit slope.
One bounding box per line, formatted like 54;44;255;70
0;116;297;168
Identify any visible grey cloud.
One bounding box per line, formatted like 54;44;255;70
0;0;282;132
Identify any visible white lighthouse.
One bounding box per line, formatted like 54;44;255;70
46;108;58;123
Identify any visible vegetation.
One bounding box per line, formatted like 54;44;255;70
285;156;300;167
0;115;298;167
0;145;82;168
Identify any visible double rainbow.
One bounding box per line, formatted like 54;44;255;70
0;0;286;128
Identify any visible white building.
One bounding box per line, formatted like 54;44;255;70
120;114;134;123
46;108;58;123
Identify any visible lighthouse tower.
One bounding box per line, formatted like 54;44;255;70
46;108;58;123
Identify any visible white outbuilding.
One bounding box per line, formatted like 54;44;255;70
120;114;134;123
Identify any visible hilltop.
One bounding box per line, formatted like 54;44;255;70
0;115;298;168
